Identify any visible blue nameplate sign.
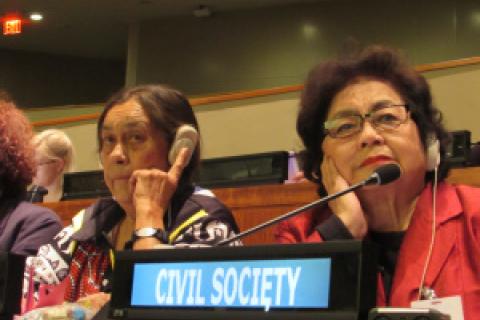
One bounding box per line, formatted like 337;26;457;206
110;242;377;320
131;258;331;309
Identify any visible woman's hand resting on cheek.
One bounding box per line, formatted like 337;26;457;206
321;156;368;239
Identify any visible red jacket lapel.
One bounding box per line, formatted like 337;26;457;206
388;183;461;306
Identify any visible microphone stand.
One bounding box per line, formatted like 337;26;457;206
217;175;377;246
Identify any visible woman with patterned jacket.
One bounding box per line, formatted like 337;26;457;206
24;84;240;311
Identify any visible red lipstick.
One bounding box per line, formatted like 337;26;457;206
361;155;393;167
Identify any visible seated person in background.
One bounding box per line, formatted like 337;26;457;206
24;84;240;311
28;129;75;202
0;92;63;256
275;46;480;319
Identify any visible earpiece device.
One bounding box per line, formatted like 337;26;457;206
168;124;199;165
426;136;440;171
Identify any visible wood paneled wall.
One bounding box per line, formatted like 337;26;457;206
40;166;480;246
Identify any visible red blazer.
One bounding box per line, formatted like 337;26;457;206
275;182;480;320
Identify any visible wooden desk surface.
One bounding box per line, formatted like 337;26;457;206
40;166;480;246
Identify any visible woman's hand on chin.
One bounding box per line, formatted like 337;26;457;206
129;148;190;229
321;157;368;239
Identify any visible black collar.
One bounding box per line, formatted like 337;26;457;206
71;197;125;242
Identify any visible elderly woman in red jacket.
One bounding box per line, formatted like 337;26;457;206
275;46;480;320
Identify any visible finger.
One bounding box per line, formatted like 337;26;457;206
129;171;140;195
322;157;345;193
321;156;333;185
131;169;161;194
168;147;189;181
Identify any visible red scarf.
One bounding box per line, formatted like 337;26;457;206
64;242;110;302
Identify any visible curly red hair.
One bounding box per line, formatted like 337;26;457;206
0;100;35;198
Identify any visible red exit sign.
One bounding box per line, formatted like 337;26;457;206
3;19;22;35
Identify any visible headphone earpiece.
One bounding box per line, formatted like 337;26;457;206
168;125;199;165
426;136;440;171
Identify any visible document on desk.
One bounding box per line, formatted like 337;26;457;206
130;258;331;310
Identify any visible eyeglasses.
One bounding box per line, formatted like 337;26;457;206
323;103;410;138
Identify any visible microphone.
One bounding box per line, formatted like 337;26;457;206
217;163;401;246
363;163;401;186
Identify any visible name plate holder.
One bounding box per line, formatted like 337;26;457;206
110;241;377;320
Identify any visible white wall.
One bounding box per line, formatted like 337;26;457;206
426;64;480;141
29;63;480;172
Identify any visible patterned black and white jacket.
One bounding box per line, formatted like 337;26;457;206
24;185;241;302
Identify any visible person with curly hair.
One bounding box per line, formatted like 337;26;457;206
275;46;480;319
0;92;63;256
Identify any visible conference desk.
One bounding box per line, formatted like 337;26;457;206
40;166;480;246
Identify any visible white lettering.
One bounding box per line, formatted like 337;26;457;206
210;268;224;305
238;267;251;305
157;266;303;308
251;268;261;305
175;269;189;304
287;267;301;305
223;268;238;305
260;268;273;308
186;269;196;304
155;269;168;304
273;268;287;305
195;270;205;304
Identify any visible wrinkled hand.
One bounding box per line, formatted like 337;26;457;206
20;293;111;320
129;148;190;229
321;157;367;239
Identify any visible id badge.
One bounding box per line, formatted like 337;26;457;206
411;295;464;320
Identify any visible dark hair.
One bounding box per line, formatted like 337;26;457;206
97;84;201;188
0;100;35;199
297;45;450;193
